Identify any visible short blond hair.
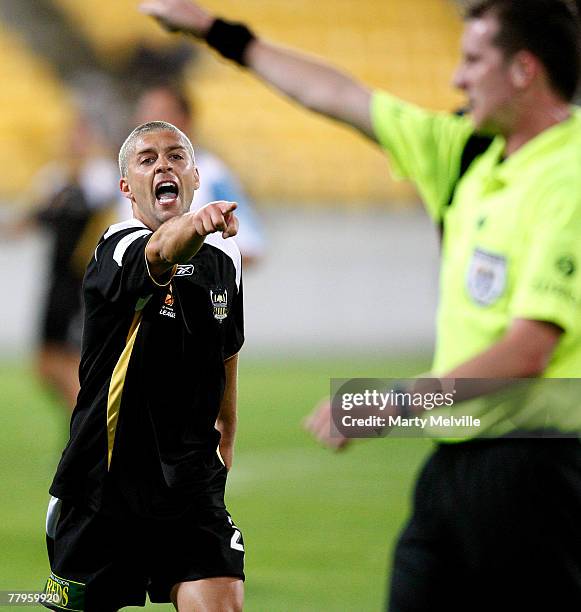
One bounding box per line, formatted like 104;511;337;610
118;120;195;177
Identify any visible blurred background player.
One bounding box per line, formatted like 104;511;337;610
126;81;265;267
140;0;581;610
1;107;118;410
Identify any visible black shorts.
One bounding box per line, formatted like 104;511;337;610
42;491;245;611
388;437;581;612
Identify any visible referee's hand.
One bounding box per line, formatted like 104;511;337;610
304;398;351;451
139;0;213;37
192;201;238;239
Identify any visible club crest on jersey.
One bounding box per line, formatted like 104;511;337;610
210;288;228;322
466;248;507;306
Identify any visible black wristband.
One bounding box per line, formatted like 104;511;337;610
205;18;256;66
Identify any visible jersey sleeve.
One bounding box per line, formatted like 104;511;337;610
509;188;581;334
224;278;244;359
370;90;474;221
90;226;163;302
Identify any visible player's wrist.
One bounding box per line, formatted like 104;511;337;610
202;18;256;66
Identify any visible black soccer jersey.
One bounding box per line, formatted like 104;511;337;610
49;219;243;515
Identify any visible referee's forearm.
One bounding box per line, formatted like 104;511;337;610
446;319;561;380
404;320;562;412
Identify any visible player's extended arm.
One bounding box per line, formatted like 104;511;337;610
139;0;375;139
145;200;238;279
216;353;239;470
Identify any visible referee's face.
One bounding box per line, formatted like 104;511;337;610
121;129;199;230
453;13;518;133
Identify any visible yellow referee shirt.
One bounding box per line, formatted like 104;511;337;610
371;91;581;437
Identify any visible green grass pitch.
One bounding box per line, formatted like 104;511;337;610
0;355;431;611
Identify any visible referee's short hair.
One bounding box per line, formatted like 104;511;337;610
465;0;581;101
118;121;195;178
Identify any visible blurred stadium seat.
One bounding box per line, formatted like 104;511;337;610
0;23;71;203
1;0;463;206
53;0;169;57
188;0;463;205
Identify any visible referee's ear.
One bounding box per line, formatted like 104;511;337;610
120;178;133;201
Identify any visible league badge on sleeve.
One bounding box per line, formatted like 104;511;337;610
160;285;176;319
210;288;229;322
466;248;507;306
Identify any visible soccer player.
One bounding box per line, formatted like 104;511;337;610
43;121;245;611
1;113;118;411
140;0;581;610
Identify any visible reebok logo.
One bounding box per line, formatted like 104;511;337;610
176;264;195;277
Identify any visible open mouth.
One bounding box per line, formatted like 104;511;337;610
155;181;179;204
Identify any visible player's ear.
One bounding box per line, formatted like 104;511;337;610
193;167;200;191
120;178;133;200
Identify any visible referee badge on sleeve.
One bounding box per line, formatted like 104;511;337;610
466;248;507;306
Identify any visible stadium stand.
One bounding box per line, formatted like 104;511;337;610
0;23;71;202
4;0;463;206
53;0;169;56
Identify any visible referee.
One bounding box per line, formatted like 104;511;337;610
43;122;244;611
141;0;581;610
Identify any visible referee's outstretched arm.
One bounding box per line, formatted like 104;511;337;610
139;0;375;140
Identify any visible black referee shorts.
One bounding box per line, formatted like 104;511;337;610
42;479;244;611
388;437;581;612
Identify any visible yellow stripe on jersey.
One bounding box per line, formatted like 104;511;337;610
107;312;142;469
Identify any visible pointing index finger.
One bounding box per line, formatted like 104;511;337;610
220;201;238;215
